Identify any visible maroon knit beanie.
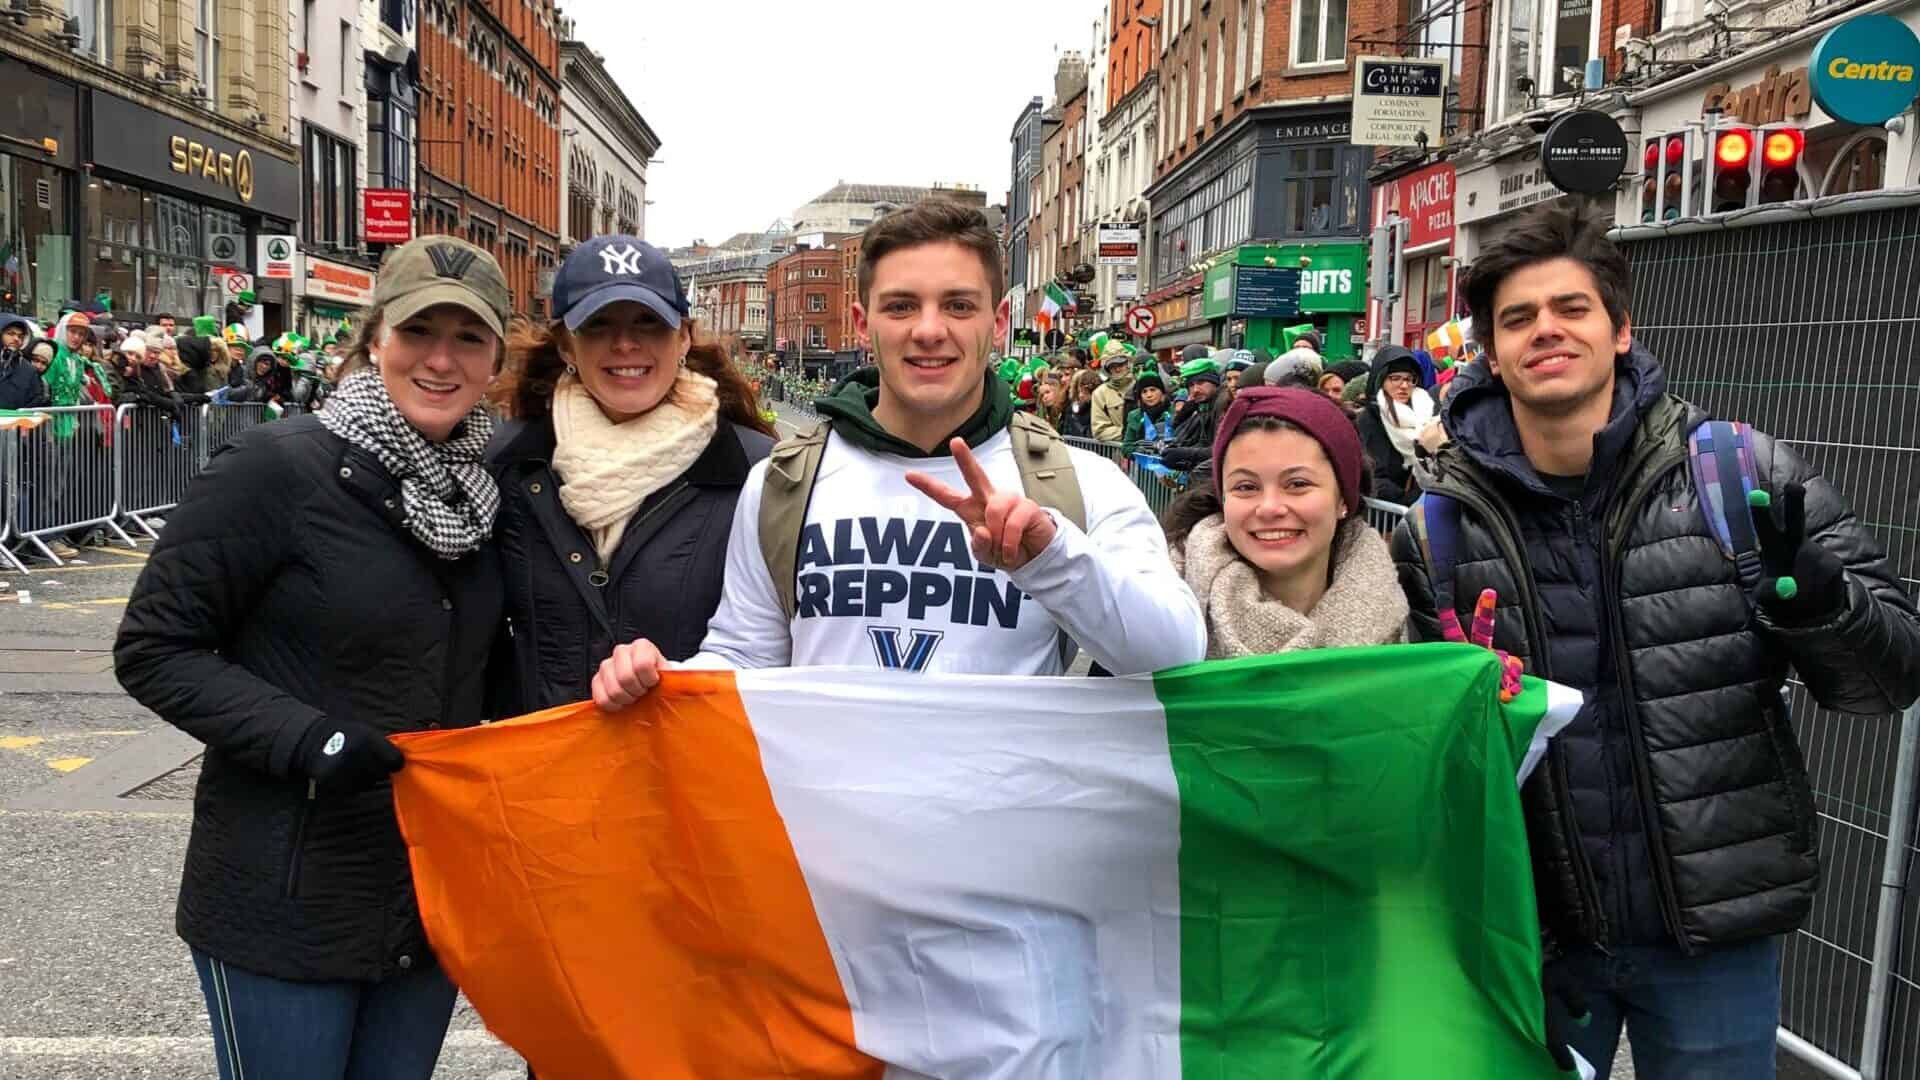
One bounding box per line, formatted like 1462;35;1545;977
1211;386;1365;514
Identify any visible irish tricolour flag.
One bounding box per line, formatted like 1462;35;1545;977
1035;281;1077;335
393;645;1581;1079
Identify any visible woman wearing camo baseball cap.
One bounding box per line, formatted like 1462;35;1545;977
115;234;512;1080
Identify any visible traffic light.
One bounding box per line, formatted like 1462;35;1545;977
1711;128;1753;213
1639;130;1697;222
1758;126;1804;204
1705;124;1805;212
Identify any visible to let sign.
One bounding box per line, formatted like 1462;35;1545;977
1097;224;1141;265
363;189;413;244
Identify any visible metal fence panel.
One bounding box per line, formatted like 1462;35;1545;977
8;405;137;563
0;423;23;574
116;403;201;534
1621;207;1920;1078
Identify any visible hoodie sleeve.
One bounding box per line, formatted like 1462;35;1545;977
688;458;793;670
1751;433;1920;714
1004;448;1207;674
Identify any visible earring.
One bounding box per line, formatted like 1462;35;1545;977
565;363;576;375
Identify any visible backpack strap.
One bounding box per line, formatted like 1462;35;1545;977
758;419;831;622
1411;491;1464;615
1008;411;1088;534
1687;420;1765;591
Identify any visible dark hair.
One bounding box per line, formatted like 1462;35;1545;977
153;312;174;322
498;317;774;438
1462;200;1630;360
857;199;1003;306
1071;368;1102;400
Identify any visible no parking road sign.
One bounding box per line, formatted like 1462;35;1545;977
1125;306;1156;336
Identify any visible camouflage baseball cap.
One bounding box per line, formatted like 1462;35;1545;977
372;236;511;339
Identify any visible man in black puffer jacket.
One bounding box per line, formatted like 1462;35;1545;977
1392;202;1920;1079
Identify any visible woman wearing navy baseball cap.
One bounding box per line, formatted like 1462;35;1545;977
487;236;776;719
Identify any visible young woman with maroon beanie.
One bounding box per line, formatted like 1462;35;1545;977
1163;387;1407;657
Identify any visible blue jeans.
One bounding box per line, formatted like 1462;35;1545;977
1559;936;1781;1080
191;949;458;1080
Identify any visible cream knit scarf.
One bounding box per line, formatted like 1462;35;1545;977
1171;515;1408;659
551;368;719;564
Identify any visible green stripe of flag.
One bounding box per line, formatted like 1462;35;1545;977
1157;643;1567;1078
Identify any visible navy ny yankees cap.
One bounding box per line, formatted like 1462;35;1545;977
553;235;690;332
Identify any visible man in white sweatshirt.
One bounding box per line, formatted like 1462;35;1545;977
591;200;1204;706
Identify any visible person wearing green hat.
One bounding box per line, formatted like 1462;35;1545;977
115;234;513;1080
1119;371;1174;455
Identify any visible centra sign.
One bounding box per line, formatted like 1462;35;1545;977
1702;65;1812;126
1810;14;1920;126
170;136;255;203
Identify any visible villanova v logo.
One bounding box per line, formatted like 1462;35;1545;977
426;244;479;279
867;626;945;672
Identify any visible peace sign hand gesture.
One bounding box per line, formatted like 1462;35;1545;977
906;438;1059;572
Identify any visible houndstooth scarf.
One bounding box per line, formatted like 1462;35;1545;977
318;369;499;559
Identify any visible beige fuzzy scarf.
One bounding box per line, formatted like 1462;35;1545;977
551;369;719;563
1171;514;1409;659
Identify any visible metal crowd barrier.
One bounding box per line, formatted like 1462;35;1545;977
0;423;22;574
3;402;296;570
9;405;137;563
116;403;198;538
1363;497;1409;538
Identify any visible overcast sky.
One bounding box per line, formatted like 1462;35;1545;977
560;0;1104;248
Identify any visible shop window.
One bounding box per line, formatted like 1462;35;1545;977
81;179;233;318
1818;132;1888;197
1280;145;1366;238
303;124;358;251
0;155;74;324
1292;0;1347;66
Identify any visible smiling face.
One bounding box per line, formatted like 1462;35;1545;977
375;304;499;442
1488;256;1631;419
567;300;690;423
1221;426;1345;593
853;240;1008;449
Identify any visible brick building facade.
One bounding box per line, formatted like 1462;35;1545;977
768;246;842;364
416;0;562;317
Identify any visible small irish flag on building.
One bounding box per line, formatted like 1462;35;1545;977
1036;281;1077;334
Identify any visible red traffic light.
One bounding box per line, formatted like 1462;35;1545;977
1762;129;1804;168
1665;135;1687;167
1715;129;1753;169
1644;142;1659;170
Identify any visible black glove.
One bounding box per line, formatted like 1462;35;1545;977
291;718;404;792
1750;483;1847;626
1541;960;1590;1073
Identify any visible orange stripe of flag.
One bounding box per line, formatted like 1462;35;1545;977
392;671;883;1080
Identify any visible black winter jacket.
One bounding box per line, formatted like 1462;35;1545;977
487;416;772;715
0;353;47;409
1393;346;1920;953
115;415;503;982
1355;347;1423;505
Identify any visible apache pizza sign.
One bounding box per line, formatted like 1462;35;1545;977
1378;162;1455;250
